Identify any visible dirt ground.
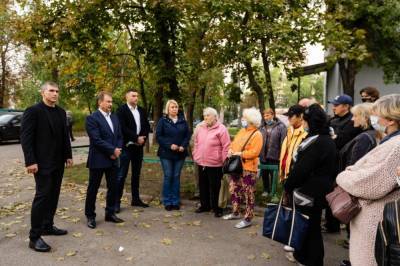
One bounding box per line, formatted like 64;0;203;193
0;137;348;265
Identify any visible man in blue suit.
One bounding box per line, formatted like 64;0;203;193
85;91;124;229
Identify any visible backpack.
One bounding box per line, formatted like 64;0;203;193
375;199;400;266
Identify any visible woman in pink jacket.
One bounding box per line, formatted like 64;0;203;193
192;107;231;217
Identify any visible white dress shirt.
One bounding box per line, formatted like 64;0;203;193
128;103;141;135
99;109;114;133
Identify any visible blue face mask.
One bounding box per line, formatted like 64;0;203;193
266;120;274;126
241;120;248;128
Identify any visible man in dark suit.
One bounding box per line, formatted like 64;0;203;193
85;91;124;229
115;90;150;211
20;81;73;252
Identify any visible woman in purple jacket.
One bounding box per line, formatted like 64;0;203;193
192;107;231;217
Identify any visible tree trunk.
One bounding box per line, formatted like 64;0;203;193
338;59;357;98
186;89;196;132
0;49;6;108
243;60;265;113
135;56;148;111
260;38;275;112
153;2;180;101
152;85;164;144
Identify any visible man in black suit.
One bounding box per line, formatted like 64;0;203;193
20;81;73;252
85;91;124;229
115;90;151;211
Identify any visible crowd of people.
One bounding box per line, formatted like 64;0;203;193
20;82;400;266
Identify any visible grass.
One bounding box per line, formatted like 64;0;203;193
63;161;281;206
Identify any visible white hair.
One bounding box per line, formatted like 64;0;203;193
203;107;218;119
372;94;400;123
243;107;262;127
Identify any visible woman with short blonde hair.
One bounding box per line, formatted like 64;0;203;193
351;103;373;130
156;99;191;211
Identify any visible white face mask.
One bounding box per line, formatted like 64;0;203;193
370;115;387;133
241;119;248;128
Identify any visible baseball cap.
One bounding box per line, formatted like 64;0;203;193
328;94;353;105
283;104;305;117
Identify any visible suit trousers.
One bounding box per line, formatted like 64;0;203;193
198;165;223;213
85;167;117;218
29;167;64;240
116;146;144;206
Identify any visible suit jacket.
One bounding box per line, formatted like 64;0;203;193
86;110;123;169
20;102;72;170
116;104;150;148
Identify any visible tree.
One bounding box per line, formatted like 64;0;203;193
322;0;400;97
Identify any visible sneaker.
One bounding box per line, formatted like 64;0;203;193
234;220;252;229
222;213;241;220
285;252;296;263
262;192;269;197
284;245;295;252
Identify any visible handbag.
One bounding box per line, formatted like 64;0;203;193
218;175;230;208
222;130;257;175
262;196;310;251
375;199;400;266
325;185;361;224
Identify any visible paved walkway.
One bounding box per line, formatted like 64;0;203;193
0;138;348;265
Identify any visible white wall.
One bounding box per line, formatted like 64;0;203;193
325;64;400;113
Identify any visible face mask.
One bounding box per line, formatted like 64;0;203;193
241;120;248;128
266;120;274;126
370;115;387;133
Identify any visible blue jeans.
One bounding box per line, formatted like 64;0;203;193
160;158;185;206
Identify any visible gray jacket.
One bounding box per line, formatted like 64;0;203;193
259;119;287;162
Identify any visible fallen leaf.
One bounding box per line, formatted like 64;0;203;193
161;238;172;245
173;212;183;217
208;235;214;239
139;222;151;228
247;254;256;260
73;232;83;238
95;230;104;236
5;233;16;238
57;257;65;261
132;213;140;218
66;250;77;257
261;252;271;260
116;222;125;227
192;220;201;226
126;257;134;261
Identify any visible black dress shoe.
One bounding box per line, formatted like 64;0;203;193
214;212;223;218
115;206;121;214
29;237;51;252
42;226;68;236
105;214;124;223
165;205;172;211
87;217;96;229
171;205;180;210
131;200;149;208
195;207;210;213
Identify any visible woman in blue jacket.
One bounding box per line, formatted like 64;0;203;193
156;100;191;211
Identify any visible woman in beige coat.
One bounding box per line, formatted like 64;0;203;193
336;94;400;266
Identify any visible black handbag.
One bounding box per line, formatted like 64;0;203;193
375;199;400;266
222;130;257;176
262;196;310;251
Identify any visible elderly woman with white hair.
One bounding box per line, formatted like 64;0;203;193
192;107;231;217
222;108;263;229
336;94;400;266
156;100;191;211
